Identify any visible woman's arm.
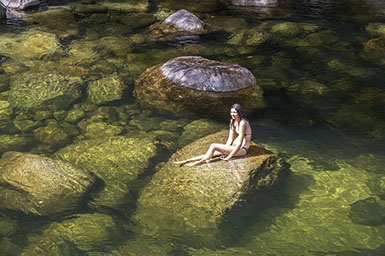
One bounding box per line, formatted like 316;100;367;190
225;125;235;146
223;120;246;160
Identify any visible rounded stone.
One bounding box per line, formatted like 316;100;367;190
0;152;96;216
164;9;205;33
134;56;265;117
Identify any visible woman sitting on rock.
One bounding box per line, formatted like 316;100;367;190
175;103;252;167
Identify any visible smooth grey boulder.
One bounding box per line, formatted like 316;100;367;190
0;152;96;216
230;0;278;7
131;130;290;247
134;56;266;117
146;9;209;41
0;0;43;10
164;9;205;33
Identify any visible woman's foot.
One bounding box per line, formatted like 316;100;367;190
187;161;201;167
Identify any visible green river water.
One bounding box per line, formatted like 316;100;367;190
0;0;385;255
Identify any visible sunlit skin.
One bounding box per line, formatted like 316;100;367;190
174;106;252;167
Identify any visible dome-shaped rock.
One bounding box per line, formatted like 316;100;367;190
134;56;266;117
146;10;209;42
0;152;96;216
131;130;290;247
164;9;205;33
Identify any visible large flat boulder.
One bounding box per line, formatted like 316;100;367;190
134;56;266;117
0;152;96;216
131;130;290;247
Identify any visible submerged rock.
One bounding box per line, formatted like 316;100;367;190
0;30;62;61
131;130;290;247
87;74;128;105
54;136;159;211
21;213;123;255
23;6;79;38
8;72;83;113
0;134;35;155
349;197;385;226
134;56;265;117
0;152;96;216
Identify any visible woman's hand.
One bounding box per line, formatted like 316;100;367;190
222;155;232;161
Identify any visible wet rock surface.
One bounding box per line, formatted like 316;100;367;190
131;130;290;247
0;152;96;216
135;56;265;117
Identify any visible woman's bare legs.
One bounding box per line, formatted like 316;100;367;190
187;143;245;167
174;151;222;165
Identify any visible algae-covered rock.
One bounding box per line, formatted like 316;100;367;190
346;153;385;174
0;152;96;216
8;72;83;113
286;80;330;107
23;6;79;38
88;74;128;105
0;74;10;92
0;100;13;121
368;175;385;200
157;0;220;12
0;30;62;61
178;118;226;148
349;197;385;226
65;40;100;65
112;238;173;256
54;136;159;210
0;134;35;155
34;124;71;148
84;122;124;139
0;216;18;236
131;130;290;247
203;16;248;33
134;56;265;117
22;213;123;255
99;36;132;58
0;238;23;256
366;23;385;37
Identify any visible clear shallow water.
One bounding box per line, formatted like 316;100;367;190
1;0;385;255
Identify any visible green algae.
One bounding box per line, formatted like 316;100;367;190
33;124;71;148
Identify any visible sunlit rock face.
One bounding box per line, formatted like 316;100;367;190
131;130;290;248
0;0;42;10
0;152;96;216
134;56;265;118
230;0;278;7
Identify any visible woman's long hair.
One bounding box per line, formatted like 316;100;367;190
230;103;248;130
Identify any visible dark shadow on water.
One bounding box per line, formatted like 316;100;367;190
218;172;315;247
